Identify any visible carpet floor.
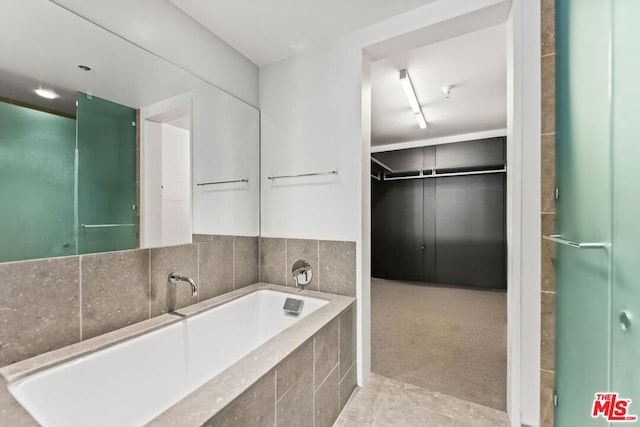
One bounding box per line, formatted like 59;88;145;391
371;278;507;411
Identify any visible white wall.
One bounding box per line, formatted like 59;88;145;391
507;0;542;425
260;0;540;425
192;85;260;237
50;0;259;107
141;86;260;246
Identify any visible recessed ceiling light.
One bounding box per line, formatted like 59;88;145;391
77;65;92;71
34;88;59;99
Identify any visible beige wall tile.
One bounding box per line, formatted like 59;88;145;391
541;214;556;292
276;371;313;427
276;339;313;399
198;237;233;300
541;0;555;56
286;238;319;290
541;134;556;214
0;257;80;366
319;241;356;297
82;250;150;340
314;366;340;427
259;238;286;286
542;54;556;134
340;304;356;380
205;371;275;426
150;245;197;317
540;369;555;427
314;318;339;389
541;292;555;372
234;236;259;289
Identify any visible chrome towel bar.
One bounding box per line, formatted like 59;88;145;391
268;170;338;180
81;224;135;228
197;179;248;186
543;234;610;249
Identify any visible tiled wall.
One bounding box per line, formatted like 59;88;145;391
259;238;356;297
540;0;556;426
0;236;259;367
208;304;357;427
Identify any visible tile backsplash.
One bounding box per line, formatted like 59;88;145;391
0;236;259;367
0;236;356;368
259;238;356;298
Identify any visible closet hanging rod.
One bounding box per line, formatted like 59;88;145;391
268;170;338;180
197;179;248;186
383;168;506;181
370;156;395;172
81;223;135;228
371;172;381;181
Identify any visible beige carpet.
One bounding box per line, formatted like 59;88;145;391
371;278;507;411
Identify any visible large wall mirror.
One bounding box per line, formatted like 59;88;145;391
0;1;260;263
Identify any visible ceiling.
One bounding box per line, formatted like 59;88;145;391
0;0;204;117
371;24;507;146
168;0;437;66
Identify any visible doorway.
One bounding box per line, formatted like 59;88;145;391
144;104;192;247
368;23;508;412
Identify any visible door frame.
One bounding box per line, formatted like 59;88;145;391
358;1;541;425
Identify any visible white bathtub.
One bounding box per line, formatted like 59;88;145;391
8;289;328;427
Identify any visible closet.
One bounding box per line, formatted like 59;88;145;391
371;137;506;289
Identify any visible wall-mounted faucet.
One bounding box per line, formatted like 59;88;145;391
168;272;198;297
292;260;313;290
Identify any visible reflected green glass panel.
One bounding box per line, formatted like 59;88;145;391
611;0;640;407
555;0;612;425
76;92;137;254
0;101;75;262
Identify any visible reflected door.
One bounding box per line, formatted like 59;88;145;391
76;92;137;254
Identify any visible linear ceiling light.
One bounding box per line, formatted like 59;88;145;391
399;69;427;129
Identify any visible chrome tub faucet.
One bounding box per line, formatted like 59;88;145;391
167;272;198;297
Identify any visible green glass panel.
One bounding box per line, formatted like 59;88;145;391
611;0;640;408
76;92;137;254
0;101;75;262
555;0;612;425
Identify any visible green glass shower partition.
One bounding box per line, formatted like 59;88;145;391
76;92;137;254
610;0;640;412
0;101;76;262
555;0;612;425
556;0;640;425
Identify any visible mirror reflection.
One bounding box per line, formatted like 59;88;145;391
0;0;259;263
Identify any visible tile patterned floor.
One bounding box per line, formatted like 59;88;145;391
334;373;510;427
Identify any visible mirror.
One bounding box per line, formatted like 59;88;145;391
0;1;259;262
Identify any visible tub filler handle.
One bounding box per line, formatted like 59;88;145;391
168;272;198;297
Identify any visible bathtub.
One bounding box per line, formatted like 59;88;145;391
0;285;356;427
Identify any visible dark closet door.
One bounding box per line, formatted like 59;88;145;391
422;179;436;283
434;174;506;289
371;178;424;281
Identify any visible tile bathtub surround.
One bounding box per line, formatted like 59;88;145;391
286;238;319;290
82;250;150;340
234;236;259;288
1;284;356;426
260;238;356;297
259;237;287;286
0;257;80;367
0;236;259;367
198;237;234;301
150;244;198;317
